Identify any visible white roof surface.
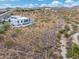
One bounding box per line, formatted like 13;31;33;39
10;16;29;20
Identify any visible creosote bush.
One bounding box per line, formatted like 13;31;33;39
0;25;5;34
66;43;79;59
0;35;4;42
59;29;65;34
47;48;53;58
64;25;70;31
64;32;70;38
41;19;49;23
4;40;15;48
56;25;72;38
15;29;21;33
0;21;10;34
56;32;61;39
3;22;10;29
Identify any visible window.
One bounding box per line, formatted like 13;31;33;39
21;20;23;23
9;19;11;22
17;21;19;23
24;19;28;22
11;17;17;19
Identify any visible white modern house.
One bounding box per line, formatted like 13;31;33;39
8;16;32;27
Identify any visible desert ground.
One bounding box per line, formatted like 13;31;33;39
0;8;79;59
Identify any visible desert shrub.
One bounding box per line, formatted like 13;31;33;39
11;33;17;38
66;43;79;59
64;32;70;38
47;48;52;58
0;25;5;34
0;22;10;34
60;25;70;33
34;19;38;22
41;19;49;23
72;24;78;32
15;29;21;33
66;49;73;58
33;47;42;53
3;22;10;29
56;32;61;39
56;29;66;39
63;16;70;22
65;31;73;38
64;25;70;31
0;35;4;42
5;40;15;48
59;29;65;34
57;25;71;38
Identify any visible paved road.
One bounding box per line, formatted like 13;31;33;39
0;9;15;22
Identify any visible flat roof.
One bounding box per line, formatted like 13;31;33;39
10;16;29;20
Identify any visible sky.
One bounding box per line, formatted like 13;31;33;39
0;0;79;8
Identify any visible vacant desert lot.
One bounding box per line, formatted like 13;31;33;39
1;8;79;59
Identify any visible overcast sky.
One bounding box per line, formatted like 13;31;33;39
0;0;79;8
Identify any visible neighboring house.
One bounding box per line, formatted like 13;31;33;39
8;16;32;27
44;7;51;10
